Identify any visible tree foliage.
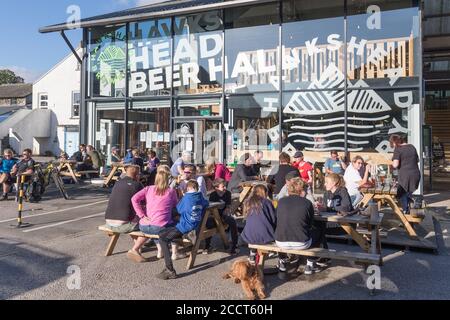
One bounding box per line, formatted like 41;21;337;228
0;69;21;85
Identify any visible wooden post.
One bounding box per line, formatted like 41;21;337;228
105;233;120;256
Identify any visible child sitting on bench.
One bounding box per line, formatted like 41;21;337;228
240;184;277;264
156;180;209;280
204;178;239;254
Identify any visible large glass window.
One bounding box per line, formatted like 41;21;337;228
128;19;172;97
347;88;419;152
228;93;280;163
282;0;345;91
95;104;125;162
282;90;346;162
89;25;127;97
129;101;171;163
346;0;420;88
174;11;224;95
225;3;280;93
176;97;222;117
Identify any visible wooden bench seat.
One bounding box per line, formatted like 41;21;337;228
98;203;230;270
248;243;382;267
76;170;100;177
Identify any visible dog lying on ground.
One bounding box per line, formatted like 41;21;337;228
223;260;266;300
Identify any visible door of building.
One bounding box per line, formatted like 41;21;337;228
64;128;79;157
173;120;222;165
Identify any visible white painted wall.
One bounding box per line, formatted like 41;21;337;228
32;48;81;156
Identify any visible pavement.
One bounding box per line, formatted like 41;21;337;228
1;181;450;300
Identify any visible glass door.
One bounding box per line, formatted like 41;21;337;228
173;120;223;165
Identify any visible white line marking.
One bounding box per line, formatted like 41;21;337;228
22;212;104;233
0;200;108;224
424;193;440;197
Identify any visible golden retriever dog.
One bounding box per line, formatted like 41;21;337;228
223;260;266;300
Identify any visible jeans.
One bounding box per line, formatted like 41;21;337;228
350;193;363;208
397;186;412;213
159;227;184;272
140;223;175;244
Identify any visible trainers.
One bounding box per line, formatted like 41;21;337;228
0;194;7;201
304;263;322;275
157;251;164;259
171;252;187;261
185;230;197;244
156;268;177;280
316;258;331;268
277;259;288;272
229;247;240;255
248;251;257;265
127;250;148;263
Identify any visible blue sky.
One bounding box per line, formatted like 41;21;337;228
0;0;164;83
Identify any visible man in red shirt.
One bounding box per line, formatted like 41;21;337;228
292;151;313;187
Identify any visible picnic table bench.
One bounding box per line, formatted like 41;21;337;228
56;160;100;184
98;202;229;270
359;184;425;238
232;180;269;217
249;211;383;286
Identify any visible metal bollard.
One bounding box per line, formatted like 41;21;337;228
11;174;32;229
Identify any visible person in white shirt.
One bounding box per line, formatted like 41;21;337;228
343;156;371;207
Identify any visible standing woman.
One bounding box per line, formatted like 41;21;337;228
390;134;420;214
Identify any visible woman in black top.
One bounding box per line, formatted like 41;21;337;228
321;173;354;214
390;135;420;213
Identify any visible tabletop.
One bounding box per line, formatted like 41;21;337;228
315;211;383;226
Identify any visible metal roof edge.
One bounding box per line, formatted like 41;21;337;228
39;0;274;33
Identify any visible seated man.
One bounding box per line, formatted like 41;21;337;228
170;151;192;178
105;165;143;234
227;153;259;194
324;151;347;176
86;145;104;171
157;180;209;280
176;164;207;199
70;144;87;163
11;149;35;179
266;152;298;195
0;149;18;201
275;178;325;275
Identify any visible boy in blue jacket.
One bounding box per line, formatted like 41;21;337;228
157;180;209;280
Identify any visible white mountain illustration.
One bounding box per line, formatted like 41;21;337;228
283;65;391;115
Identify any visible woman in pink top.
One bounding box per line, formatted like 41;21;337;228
205;158;232;183
131;166;180;260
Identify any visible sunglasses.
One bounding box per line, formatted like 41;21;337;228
355;161;363;165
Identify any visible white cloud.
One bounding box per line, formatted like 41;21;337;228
0;66;44;83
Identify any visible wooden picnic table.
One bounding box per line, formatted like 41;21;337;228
315;211;383;259
359;184;422;238
103;162;126;187
99;202;229;270
233;180;269;217
54;160;80;184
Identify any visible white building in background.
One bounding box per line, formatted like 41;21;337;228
32;48;81;157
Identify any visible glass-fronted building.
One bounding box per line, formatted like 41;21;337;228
40;0;422;173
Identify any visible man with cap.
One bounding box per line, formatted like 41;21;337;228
110;147;122;164
292;151;313;188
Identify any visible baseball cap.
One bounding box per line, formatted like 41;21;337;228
294;151;304;158
285;170;300;181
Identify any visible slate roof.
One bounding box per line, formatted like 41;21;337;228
0;84;33;99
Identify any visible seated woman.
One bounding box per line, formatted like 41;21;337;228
240;185;277;264
205;158;232;183
320;173;353;214
131;167;181;261
275;178;325;275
